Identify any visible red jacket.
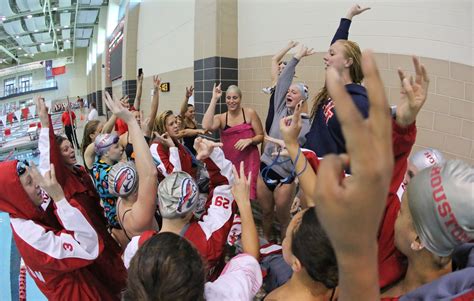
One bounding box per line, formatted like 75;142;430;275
0;161;115;300
61;111;76;126
150;142;196;181
33;116;127;300
125;147;237;280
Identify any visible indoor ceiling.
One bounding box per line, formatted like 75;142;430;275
0;0;107;66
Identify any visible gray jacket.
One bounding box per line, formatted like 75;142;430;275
261;57;310;177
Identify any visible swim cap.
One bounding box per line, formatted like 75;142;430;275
157;171;199;219
409;148;445;171
94;133;119;156
407;160;474;257
295;83;309;100
108;161;139;197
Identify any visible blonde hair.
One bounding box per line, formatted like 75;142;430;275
154;110;175;135
226;85;242;99
310;40;363;120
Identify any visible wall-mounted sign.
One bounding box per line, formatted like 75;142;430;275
160;82;170;92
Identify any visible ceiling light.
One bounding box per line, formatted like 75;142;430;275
27;15;33;19
1;17;6;21
41;42;45;46
31;54;35;57
15;35;20;39
18;47;22;50
34;29;39;32
64;10;69;13
61;49;64;52
56;28;60;31
58;39;62;41
64;25;69;28
65;39;70;42
53;7;58;11
24;54;28;57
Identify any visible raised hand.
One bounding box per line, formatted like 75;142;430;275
185;86;194;98
104;91;133;123
29;164;65;202
280;100;304;147
156;132;175;148
294;44;316;60
137;72;144;83
234;138;252;151
153;75;161;89
315;51;393;300
287;40;299;49
231;162;251;205
34;96;49;127
120;95;130;109
395;56;430;127
194;137;223;160
346;4;371;20
212;83;222;100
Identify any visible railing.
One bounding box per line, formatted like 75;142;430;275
0;80;58;99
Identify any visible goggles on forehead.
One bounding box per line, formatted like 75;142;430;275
16;160;29;176
96;135;120;151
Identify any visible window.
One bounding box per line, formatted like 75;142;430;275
4;77;15;96
18;74;32;93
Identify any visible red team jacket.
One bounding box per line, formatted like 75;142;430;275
125;147;237;280
19;116;127;300
150;141;196;181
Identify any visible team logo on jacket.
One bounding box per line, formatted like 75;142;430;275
178;178;197;213
115;167;137;195
323;99;335;125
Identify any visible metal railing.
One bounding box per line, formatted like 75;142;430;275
0;80;58;98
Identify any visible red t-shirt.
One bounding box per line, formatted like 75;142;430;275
61;111;76;126
114;118;128;136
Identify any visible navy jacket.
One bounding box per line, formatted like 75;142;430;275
304;84;368;155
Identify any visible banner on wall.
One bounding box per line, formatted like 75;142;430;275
7;112;14;124
21;108;29;120
14;110;22;122
0;115;6;126
29;105;36;118
52;65;66;76
45;60;53;79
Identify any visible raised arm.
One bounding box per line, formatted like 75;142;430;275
133;74;144;110
231;162;259;260
273;45;315;114
271;41;298;85
279;101;321;208
202;83;223;131
180;86;194;117
147;76;161;133
36;97;69;186
316;51;393;301
331;4;370;45
18;165;103;272
104;92;158;232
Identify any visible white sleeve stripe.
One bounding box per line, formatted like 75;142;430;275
198;185;234;240
123;235;140;269
150;144;168;176
169;147;182;172
209;147;234;185
11;199;100;260
38;128;50;176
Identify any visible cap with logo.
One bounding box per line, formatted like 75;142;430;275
407;160;474;257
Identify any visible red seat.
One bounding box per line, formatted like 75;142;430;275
4;128;11;136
